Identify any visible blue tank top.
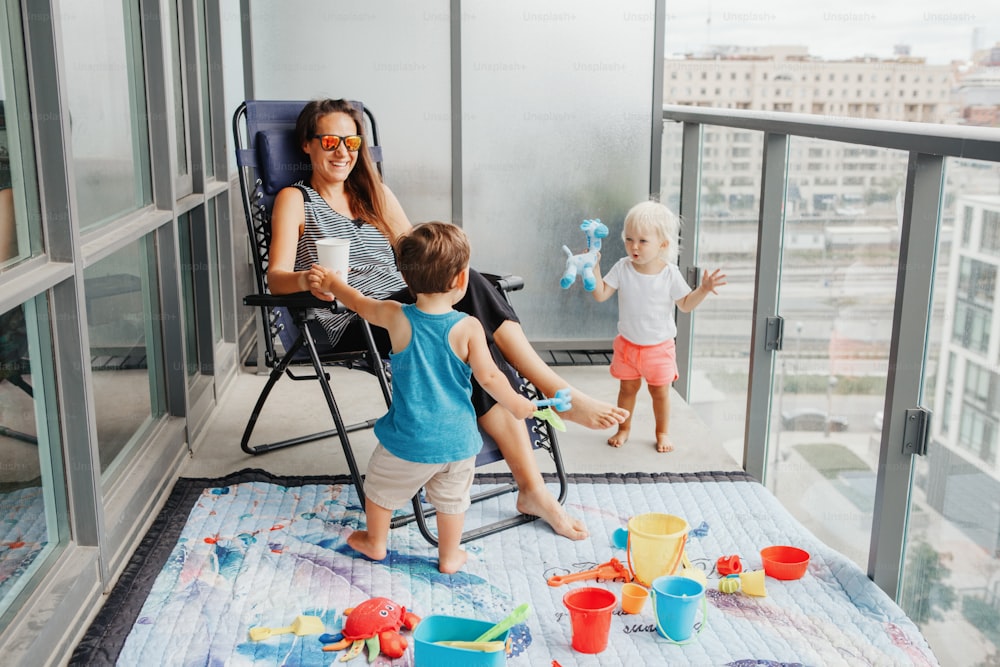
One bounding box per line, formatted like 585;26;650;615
374;304;482;463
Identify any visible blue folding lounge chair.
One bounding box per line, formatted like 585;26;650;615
233;100;567;544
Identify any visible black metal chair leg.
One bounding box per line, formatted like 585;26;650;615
240;328;378;463
300;320;368;510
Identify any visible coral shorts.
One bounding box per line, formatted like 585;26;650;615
609;335;679;387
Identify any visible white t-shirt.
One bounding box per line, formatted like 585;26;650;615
602;257;692;345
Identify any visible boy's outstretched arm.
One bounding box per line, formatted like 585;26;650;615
589;254;617;302
306;264;400;330
460;318;536;420
676;268;727;313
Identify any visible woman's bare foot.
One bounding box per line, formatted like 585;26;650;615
656;436;674;453
516;486;588;540
608;428;630;447
563;391;629;430
347;530;387;561
438;549;468;574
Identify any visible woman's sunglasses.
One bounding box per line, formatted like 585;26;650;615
313;134;363;152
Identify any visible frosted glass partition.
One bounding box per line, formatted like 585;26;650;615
250;0;452;222
61;0;151;230
462;1;656;343
220;0;246;175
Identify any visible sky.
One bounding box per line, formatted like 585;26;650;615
662;0;999;64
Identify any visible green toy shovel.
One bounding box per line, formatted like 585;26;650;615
473;603;531;642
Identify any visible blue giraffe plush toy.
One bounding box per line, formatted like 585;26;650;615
560;219;609;292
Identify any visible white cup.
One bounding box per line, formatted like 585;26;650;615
314;238;351;277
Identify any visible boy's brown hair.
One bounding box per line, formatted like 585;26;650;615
394;222;470;294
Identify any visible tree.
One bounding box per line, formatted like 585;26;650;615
963;595;1000;654
899;539;956;624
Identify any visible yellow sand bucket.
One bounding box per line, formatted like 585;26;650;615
626;513;689;587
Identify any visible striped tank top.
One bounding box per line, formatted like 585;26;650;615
293;183;407;346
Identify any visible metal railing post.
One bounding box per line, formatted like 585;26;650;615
674;121;702;402
744;132;788;482
869;152;944;597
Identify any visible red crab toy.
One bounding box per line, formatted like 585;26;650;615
322;597;421;661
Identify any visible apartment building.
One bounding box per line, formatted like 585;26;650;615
928;195;1000;556
666;45;954;120
662;46;955;219
956;66;1000;126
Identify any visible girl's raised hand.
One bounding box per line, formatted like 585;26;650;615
701;268;727;294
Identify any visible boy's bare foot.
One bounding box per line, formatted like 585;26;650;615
656;436;674;453
563;391;629;430
347;530;387;561
608;428;630;447
438;549;468;574
517;487;588;540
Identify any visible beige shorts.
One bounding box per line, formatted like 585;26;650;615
363;444;476;515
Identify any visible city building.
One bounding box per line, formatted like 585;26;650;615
663;47;955;220
665;45;954;121
928;195;1000;556
955;65;1000;127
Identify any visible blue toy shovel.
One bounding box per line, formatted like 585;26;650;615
533;389;572;431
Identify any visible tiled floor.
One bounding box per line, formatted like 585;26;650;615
185;362;743;482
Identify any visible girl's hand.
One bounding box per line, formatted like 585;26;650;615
701;268;727;295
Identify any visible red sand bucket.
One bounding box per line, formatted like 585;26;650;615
562;587;617;654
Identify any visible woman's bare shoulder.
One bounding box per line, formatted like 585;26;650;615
272;186;306;227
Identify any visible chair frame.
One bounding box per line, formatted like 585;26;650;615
233;99;567;544
233;100;388;510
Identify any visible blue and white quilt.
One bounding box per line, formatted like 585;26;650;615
0;485;47;605
86;471;938;666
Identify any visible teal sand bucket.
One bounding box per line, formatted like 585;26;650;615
650;574;707;643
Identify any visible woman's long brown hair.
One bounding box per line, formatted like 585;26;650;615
295;99;393;240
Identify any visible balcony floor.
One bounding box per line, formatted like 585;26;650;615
185;363;743;482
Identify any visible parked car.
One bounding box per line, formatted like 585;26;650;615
781;409;849;432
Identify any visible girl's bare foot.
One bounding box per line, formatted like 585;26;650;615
516;487;588;540
438;549;468;574
564;391;630;430
347;530;387;561
608;428;630;447
656;436;674;453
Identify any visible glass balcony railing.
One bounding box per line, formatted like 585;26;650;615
660;104;1000;664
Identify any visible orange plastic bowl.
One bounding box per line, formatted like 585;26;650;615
760;545;810;580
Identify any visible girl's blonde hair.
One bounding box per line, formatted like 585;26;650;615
622;200;681;264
